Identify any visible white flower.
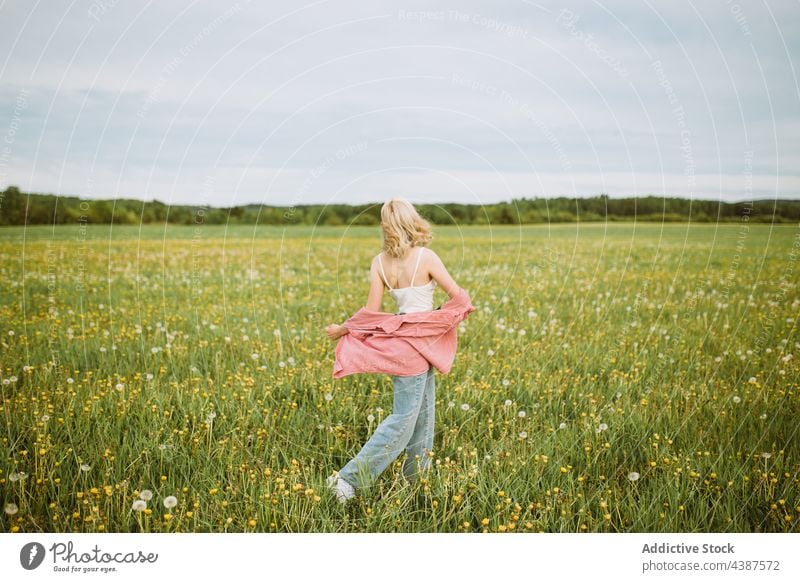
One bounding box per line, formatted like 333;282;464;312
278;361;285;368
163;496;178;509
80;464;91;472
324;393;333;401
4;503;19;515
759;413;767;420
502;379;510;386
748;377;757;384
367;414;375;422
41;414;50;422
460;403;470;411
132;500;147;511
251;353;260;360
287;357;295;365
518;431;527;439
732;396;741;404
628;471;640;481
9;471;27;482
504;399;513;406
67;377;75;384
760;452;772;459
115;383;124;391
487;349;495;356
558;422;567;430
447;401;455;408
146;373;154;381
206;412;217;424
139;489;153;501
518;410;526;418
599;423;608;431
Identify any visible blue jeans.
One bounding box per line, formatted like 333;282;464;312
338;365;435;490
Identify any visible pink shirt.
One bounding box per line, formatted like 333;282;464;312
332;287;476;378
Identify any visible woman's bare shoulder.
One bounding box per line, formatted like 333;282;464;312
423;246;444;263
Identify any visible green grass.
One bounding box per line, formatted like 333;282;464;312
1;222;798;532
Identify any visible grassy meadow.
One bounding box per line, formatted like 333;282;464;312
0;221;798;533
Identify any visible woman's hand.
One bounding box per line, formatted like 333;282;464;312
325;324;348;340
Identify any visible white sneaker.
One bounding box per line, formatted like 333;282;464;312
326;473;356;504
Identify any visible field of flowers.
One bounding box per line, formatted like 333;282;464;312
1;222;798;533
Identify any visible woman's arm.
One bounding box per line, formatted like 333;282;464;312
428;249;460;299
365;256;385;311
325;257;385;341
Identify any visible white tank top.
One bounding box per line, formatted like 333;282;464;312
377;247;437;314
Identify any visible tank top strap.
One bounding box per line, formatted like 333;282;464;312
410;246;424;286
377;253;393;290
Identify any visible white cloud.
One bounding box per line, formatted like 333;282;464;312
1;0;797;204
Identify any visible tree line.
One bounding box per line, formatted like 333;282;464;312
1;185;798;227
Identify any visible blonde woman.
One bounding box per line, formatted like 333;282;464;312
325;197;474;504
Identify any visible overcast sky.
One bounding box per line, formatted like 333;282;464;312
1;0;798;207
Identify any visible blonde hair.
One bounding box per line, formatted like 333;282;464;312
380;197;432;258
